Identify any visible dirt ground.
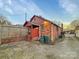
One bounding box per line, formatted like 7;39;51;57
0;37;79;59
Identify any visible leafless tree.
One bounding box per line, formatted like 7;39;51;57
0;16;11;25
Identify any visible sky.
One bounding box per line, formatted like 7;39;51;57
0;0;79;24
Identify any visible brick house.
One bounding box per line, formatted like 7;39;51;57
24;15;63;44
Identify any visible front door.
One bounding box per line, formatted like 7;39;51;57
31;27;39;40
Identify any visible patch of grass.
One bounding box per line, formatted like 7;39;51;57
46;54;57;59
76;37;79;40
0;44;17;50
0;52;10;59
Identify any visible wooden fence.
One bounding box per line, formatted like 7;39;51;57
0;25;28;44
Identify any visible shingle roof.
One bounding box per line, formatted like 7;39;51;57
24;15;62;29
30;15;62;28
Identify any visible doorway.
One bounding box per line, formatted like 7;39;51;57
31;25;39;40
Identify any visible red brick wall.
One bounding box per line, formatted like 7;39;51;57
51;24;61;41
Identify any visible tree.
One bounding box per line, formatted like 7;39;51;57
70;18;79;27
0;16;11;25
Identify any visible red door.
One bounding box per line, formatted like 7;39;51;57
31;27;39;40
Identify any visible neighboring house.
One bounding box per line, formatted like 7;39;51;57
24;15;63;44
75;26;79;37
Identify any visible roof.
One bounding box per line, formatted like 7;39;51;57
24;15;62;28
23;21;32;27
23;21;28;26
31;15;61;27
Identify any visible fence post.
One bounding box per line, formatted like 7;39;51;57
20;27;21;41
8;26;9;40
0;26;2;44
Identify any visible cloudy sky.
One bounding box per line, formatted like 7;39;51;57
0;0;79;24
